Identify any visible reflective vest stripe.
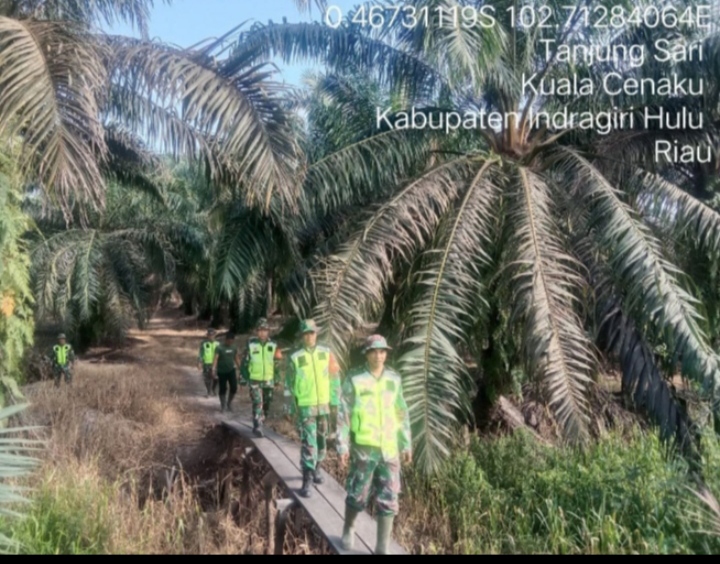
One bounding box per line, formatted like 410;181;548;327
248;342;276;381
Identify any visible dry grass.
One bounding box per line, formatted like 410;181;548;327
3;314;329;554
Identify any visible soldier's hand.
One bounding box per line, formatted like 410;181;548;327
402;452;412;466
339;453;349;468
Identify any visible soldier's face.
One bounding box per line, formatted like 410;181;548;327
258;329;269;341
59;339;66;345
367;349;387;370
303;332;317;348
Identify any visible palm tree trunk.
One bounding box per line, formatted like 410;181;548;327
266;274;273;318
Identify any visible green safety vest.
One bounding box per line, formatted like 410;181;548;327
349;369;404;459
248;340;277;382
290;346;331;407
53;345;72;367
202;341;218;365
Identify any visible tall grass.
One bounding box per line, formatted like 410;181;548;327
0;456;249;555
0;327;330;555
396;430;720;554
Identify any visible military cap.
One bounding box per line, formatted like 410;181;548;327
300;319;319;334
363;335;392;353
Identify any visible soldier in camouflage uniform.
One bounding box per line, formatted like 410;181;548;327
212;332;241;413
240;318;283;438
50;333;76;388
287;319;341;498
337;335;412;555
197;328;219;397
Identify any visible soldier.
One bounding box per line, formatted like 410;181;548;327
197;328;220;397
212;332;241;413
338;335;412;555
240;318;283;438
51;333;76;388
287;319;340;498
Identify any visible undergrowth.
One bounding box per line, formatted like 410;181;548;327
397;429;720;554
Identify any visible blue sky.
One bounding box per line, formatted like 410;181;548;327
106;0;360;86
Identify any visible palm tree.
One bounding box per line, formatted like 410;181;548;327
241;0;720;472
0;0;301;218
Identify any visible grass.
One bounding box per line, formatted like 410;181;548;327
394;429;720;554
5;311;720;554
0;315;329;554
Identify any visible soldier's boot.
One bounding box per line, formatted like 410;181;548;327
253;419;264;438
341;505;360;551
375;515;395;555
227;392;236;413
220;397;227;412
313;462;324;485
299;469;313;498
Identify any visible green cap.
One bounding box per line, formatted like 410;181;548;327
363;335;392;353
58;333;67;340
300;319;319;334
257;318;270;330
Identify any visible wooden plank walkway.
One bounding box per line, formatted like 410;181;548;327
184;369;408;554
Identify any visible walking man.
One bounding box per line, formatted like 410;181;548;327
51;333;76;388
287;319;340;498
212;332;240;413
338;335;412;555
241;318;283;438
197;328;219;397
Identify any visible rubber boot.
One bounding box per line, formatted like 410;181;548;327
341;505;361;551
375;515;395;555
220;397;226;412
227;392;236;413
313;462;324;485
253;422;264;438
299;470;312;498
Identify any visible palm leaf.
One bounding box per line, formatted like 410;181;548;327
0;403;41;554
508;167;594;442
0;17;107;214
397;159;499;472
105;35;300;212
565;148;720;397
311;155;474;360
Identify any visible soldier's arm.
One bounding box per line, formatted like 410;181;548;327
239;344;250;382
396;381;412;455
273;347;283;386
336;377;354;456
212;350;219;373
329;352;341;389
197;343;204;364
285;356;295;393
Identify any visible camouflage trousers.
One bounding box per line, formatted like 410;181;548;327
328;406;338;439
345;445;401;517
202;365;216;395
250;383;274;427
300;415;328;472
53;365;72;386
